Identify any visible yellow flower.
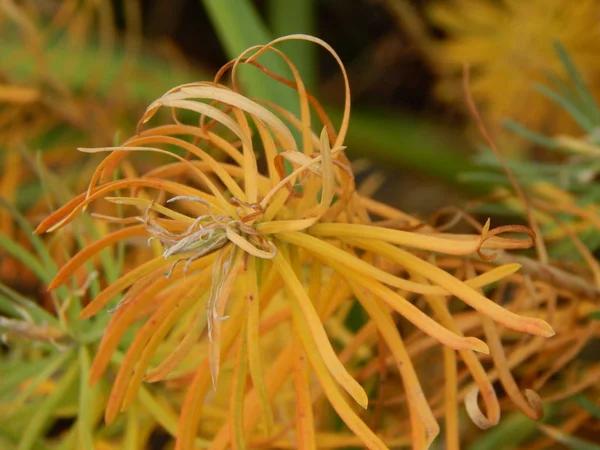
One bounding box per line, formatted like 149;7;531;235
38;35;554;449
427;0;600;134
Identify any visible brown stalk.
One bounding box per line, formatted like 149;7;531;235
462;64;549;264
467;250;600;300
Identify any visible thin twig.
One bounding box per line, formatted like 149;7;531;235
463;64;549;264
467;251;600;300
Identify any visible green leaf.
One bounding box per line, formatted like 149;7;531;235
52;427;77;450
458;172;510;187
588;311;600;320
0;282;58;325
535;83;594;132
17;362;78;450
11;350;73;407
503;120;560;150
0;295;22;319
474;151;559;175
539;424;600;450
0;433;16;450
45;181;120;290
201;0;298;114
77;346;95;450
466;404;555;450
548;227;600;260
123;406;139;450
138;387;212;447
31;153;122;336
0;199;57;274
0;358;56;395
554;42;600;125
467;203;524;218
344;300;368;333
1;32;202;106
572;394;600;420
0;232;49;285
268;0;316;91
330;106;472;187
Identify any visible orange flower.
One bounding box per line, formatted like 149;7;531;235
39;35;554;449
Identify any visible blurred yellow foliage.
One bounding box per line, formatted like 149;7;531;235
428;0;600;134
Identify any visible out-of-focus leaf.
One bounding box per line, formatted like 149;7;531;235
1;36;200;105
330;106;471;186
466;404;555;450
269;0;316;91
473;151;565;175
0;199;56;273
468;203;524;218
0;358;55;395
17;363;78;450
539;424;600;450
572;394;600;420
0;434;15;450
549;228;600;259
201;0;297;113
503;119;560;150
0;295;22;319
11;350;73;407
459;171;511;186
123;405;139;450
0;282;57;324
77;346;95;450
535;84;594;132
0;233;49;285
553;42;600;124
137;387;212;447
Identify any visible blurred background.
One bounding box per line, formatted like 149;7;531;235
4;0;599;217
6;0;589;215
